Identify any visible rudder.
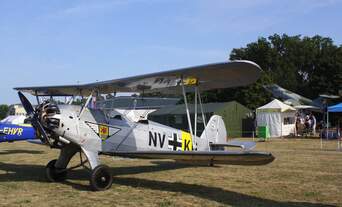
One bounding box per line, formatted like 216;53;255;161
200;115;227;144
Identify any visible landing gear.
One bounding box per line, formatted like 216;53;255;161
46;159;67;182
46;148;113;191
208;159;214;167
89;165;113;191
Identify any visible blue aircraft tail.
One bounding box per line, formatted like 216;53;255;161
0;123;36;142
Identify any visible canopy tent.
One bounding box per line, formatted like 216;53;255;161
328;103;342;112
324;102;342;139
320;102;342;143
256;99;296;138
326;102;342;131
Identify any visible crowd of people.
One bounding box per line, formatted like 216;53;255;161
295;112;317;136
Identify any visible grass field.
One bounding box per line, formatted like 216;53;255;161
0;138;341;207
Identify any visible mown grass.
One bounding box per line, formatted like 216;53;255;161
0;138;341;207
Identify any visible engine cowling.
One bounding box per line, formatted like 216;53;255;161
35;101;63;147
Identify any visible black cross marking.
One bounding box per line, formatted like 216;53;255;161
168;133;182;151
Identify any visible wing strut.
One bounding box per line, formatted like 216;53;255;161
181;77;194;144
34;90;40;105
181;78;209;150
194;86;198;137
197;87;208;147
78;90;94;118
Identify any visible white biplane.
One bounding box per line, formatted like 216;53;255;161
15;60;274;191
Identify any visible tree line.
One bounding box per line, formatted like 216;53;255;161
0;105;9;120
201;34;342;109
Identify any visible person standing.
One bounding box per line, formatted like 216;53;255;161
305;115;311;133
310;113;317;135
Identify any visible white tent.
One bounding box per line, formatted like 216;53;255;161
1;115;26;124
256;99;296;138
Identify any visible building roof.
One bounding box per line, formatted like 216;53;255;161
96;96;180;109
150;101;246;116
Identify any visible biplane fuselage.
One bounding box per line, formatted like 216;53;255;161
52;105;220;154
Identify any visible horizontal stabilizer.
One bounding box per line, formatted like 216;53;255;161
104;151;274;166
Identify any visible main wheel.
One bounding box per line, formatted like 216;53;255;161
89;165;113;191
46;159;67;182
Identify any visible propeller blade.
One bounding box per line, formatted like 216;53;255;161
18;91;34;115
17;91;52;145
31;118;51;144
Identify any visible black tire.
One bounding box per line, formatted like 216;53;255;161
46;159;67;182
89;165;113;191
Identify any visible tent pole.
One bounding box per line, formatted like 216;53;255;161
322;110;329;150
281;114;283;138
326;111;329;141
338;120;341;150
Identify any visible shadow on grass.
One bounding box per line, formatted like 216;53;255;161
0;161;335;207
0;161;191;185
112;177;335;207
0;149;44;155
63;161;193;191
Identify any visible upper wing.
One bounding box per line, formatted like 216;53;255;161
14;60;262;96
104;150;274;166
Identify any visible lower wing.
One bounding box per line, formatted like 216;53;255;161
103;151;274;166
210;140;257;151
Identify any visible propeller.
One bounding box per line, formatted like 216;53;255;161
18;91;34;115
18;91;52;145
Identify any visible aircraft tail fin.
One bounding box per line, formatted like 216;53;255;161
200;115;227;143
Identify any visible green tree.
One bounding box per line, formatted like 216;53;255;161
231;34;342;99
0;105;9;120
202;34;342;109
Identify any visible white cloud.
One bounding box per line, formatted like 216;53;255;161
147;45;227;58
53;1;125;18
124;45;228;67
166;0;342;35
49;0;179;18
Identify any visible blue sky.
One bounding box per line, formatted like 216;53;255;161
1;0;342;104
